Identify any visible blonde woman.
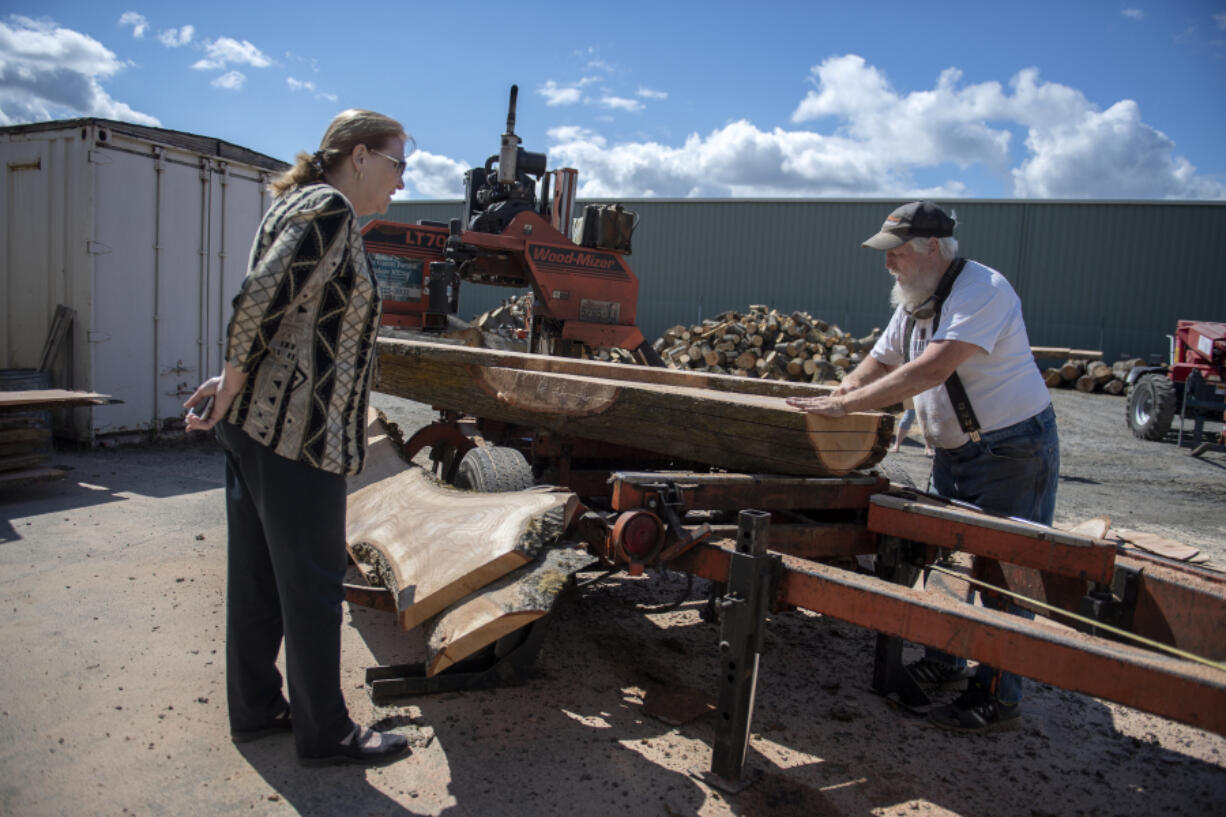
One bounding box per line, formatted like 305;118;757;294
186;109;411;766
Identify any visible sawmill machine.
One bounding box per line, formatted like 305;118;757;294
362;85;655;362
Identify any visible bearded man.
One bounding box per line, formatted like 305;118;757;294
787;201;1059;734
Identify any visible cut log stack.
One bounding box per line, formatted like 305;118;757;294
651;305;881;385
1040;356;1144;396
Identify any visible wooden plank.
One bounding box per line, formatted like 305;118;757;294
38;305;75;373
345;466;579;631
0;390;113;412
377;339;892;476
423;545;596;676
1031;346;1104;359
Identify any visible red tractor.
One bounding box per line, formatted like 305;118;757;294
1125;320;1226;453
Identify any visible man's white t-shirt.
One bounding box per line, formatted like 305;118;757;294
869;260;1050;450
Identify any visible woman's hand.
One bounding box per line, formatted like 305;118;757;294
784;394;847;418
184;376;224;432
184;363;248;432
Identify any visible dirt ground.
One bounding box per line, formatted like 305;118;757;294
1;387;1224;817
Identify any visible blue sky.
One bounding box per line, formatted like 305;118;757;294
3;1;1226;200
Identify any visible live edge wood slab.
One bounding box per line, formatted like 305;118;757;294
346;412;581;636
376;338;893;476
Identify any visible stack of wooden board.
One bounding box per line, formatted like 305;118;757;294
345;413;593;676
0;389;112;488
375;339;894;476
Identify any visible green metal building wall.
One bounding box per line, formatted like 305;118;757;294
382;198;1226;363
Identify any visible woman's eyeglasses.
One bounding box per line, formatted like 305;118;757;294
368;148;408;175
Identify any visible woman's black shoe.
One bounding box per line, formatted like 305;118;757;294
298;724;411;767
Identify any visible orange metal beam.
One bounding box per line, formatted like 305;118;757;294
705;522;875;559
671;543;1226;736
867;494;1116;584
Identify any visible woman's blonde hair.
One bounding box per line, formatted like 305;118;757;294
270;109;407;196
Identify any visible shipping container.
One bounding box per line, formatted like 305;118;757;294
1;118;288;442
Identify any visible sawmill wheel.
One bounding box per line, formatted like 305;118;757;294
1127;373;1176;441
454;446;535;493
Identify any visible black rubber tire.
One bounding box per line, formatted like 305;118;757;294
454;446;535;492
1126;373;1176;441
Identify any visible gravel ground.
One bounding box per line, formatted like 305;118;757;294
0;387;1222;816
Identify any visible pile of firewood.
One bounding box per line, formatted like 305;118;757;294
1041;358;1145;395
650;305;880;384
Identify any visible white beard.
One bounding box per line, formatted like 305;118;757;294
889;267;943;310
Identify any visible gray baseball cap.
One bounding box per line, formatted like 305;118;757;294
862;201;956;250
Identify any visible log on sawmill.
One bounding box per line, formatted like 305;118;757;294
423;545;596;677
377;338;893;475
346;463;579;630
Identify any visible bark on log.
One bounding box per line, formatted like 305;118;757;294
1112;358;1146;381
423;545;596;676
346;465;579;630
377;339;893;475
1087;360;1114;386
1043;368;1065;387
1074;374;1097;393
1060;360;1086;383
1102;379;1126;395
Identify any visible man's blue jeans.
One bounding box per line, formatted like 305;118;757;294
923;404;1060;705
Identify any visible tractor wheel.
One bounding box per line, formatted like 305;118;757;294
1126;373;1177;441
454;446;535;492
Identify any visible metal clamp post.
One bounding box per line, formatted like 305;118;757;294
697;509;778;792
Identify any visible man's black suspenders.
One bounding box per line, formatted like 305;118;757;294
903;257;982;442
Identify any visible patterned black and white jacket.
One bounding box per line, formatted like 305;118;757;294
224;184;382;476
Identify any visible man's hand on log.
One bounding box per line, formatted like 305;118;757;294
785;394;847;417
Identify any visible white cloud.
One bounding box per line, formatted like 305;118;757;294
157;24;194;47
0;16;159;126
287;76;336;103
404;150;468;198
1122;8;1144;20
601;95;643;112
416;53;1225;201
1214;12;1226;29
785;54;1224;200
637;87;667;100
192;37;271;71
540;80;582;106
118;12;147;39
211;70;245;90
